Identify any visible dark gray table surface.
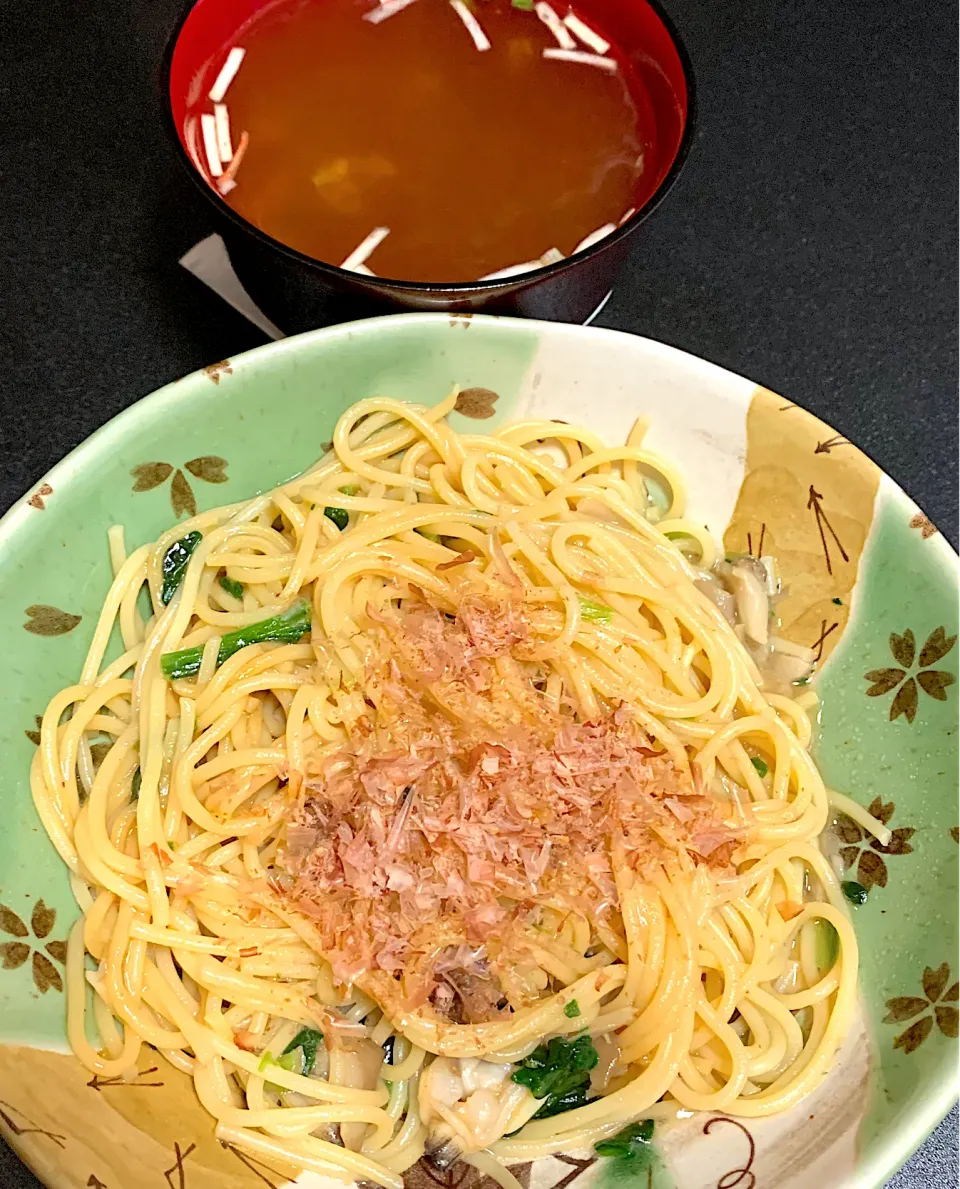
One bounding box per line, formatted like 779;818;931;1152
1;0;956;1185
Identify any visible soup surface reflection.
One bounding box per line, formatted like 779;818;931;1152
192;0;663;281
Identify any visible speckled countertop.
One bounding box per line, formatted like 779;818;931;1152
0;0;956;1185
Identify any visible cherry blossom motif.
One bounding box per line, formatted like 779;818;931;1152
0;900;67;993
885;963;959;1053
27;482;54;510
834;798;914;891
130;455;229;518
203;359;233;384
909;511;937;538
22;605;81;636
864;627;956;723
454;388;499;419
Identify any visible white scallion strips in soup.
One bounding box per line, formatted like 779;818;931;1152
189;0;662;281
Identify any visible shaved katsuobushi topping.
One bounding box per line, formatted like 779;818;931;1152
180;0;674;282
279;583;739;1007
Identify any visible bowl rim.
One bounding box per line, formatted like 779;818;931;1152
0;313;956;1189
160;0;698;293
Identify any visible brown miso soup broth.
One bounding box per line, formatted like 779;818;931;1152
193;0;662;282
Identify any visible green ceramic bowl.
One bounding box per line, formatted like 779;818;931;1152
0;314;955;1189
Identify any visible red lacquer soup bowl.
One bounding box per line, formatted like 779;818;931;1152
165;0;695;330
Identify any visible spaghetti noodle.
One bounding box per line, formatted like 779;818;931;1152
33;392;863;1186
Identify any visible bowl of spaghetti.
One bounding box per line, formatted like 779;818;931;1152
0;314;955;1189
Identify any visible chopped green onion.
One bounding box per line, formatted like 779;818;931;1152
595;1119;655;1159
324;505;349;531
274;1047;304;1075
564;999;581;1018
832;597;843;606
751;757;769;778
416;528;441;543
339;485;360;496
160;532;202;605
512;0;535;9
131;768;142;800
220;575;244;600
160;601;311;681
842;880;868;906
578;595;613;623
282;1027;323;1076
258;1045;304;1092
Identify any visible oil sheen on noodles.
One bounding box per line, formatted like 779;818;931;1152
32;391;860;1189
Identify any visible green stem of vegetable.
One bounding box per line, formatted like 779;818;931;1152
282;1027;323;1076
816;919;840;969
160;601;311;681
160;532;202;605
274;1048;304;1074
578;595;613;623
220;575;244;600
